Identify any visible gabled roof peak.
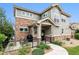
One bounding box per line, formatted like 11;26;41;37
52;3;59;7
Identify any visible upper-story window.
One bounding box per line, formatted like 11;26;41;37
17;10;33;17
30;13;32;16
22;11;26;16
43;14;48;18
54;18;59;22
22;11;24;14
26;12;32;17
62;19;65;22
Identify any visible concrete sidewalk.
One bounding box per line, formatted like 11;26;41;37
45;44;68;55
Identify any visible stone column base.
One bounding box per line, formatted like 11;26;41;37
37;38;41;45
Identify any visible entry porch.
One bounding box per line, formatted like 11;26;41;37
29;18;55;44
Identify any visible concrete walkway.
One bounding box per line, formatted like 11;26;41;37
45;44;68;55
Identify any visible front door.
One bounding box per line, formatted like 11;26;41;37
41;25;51;41
41;29;45;41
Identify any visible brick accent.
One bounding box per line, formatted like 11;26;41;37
15;17;33;41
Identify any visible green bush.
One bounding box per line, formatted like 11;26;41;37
52;40;62;46
74;33;79;40
0;34;6;43
32;48;44;55
37;42;50;50
45;45;50;49
75;29;79;33
18;46;31;55
0;34;6;51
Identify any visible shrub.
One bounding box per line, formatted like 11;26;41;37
74;33;79;40
45;45;50;49
0;34;6;43
32;48;44;55
37;42;50;50
18;46;31;55
0;34;6;51
52;40;62;46
75;29;79;33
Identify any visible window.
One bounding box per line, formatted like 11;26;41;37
45;14;48;17
43;14;48;17
23;11;26;15
43;14;45;17
20;28;23;32
54;18;59;22
19;27;28;32
25;28;28;31
62;29;64;34
30;13;32;16
27;12;32;17
62;19;65;22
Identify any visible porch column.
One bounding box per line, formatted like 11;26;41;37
31;27;34;37
37;24;41;44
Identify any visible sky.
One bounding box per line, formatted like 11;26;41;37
0;3;79;25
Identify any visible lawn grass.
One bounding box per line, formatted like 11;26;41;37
65;46;79;55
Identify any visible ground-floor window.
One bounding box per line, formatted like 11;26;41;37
62;28;64;34
19;26;28;32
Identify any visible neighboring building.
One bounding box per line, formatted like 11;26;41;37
14;4;71;42
70;23;79;30
70;23;79;38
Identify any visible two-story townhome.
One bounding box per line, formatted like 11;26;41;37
14;4;71;43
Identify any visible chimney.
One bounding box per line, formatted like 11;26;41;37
52;3;59;7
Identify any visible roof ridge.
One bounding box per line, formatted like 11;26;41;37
14;4;70;17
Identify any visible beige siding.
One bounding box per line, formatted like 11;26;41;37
50;7;61;26
61;14;71;35
50;7;71;37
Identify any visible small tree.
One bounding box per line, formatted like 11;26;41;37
74;33;79;40
0;34;7;51
74;29;79;40
0;7;14;39
2;20;14;39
